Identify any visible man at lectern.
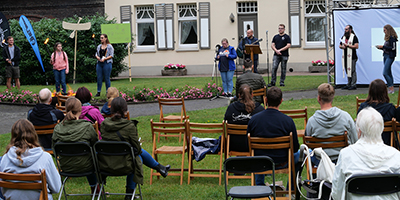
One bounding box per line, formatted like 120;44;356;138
240;29;260;73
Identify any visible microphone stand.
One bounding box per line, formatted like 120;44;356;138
266;31;270;85
210;44;229;101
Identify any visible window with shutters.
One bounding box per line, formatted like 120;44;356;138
136;6;155;49
178;4;197;48
304;0;325;46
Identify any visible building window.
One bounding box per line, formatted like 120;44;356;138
178;4;197;48
237;2;258;14
304;0;325;46
136;6;155;49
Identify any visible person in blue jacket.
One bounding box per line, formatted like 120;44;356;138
377;24;398;94
216;38;237;97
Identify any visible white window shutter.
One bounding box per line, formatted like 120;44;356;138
120;5;132;23
155;3;174;50
199;2;210;49
288;0;301;47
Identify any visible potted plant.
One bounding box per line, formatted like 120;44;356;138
161;63;187;76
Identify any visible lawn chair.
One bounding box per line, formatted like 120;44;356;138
345;173;400;199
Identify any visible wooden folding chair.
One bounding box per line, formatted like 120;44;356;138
158;97;189;142
0;169;49;200
391;119;400;149
356;96;366;113
101;110;130;120
280;106;307;137
248;132;296;198
34;123;59;154
187;121;225;185
150;119;187;185
92;121;100;139
225;122;251;184
252;86;267;109
303;132;348;179
56;95;70;114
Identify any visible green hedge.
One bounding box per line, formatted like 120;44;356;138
0;14;132;85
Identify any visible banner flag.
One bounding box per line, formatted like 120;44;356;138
19;15;45;72
0;12;10;48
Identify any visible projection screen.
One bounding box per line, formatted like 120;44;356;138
333;8;400;85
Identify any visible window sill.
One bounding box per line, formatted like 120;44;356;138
176;48;199;52
133;49;157;53
303;46;326;50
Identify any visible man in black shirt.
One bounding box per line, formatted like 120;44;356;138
269;24;291;87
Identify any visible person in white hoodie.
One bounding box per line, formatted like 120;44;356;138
305;83;358;164
332;107;400;200
0;119;61;200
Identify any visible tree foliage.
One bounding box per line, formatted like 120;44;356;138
0;14;132;85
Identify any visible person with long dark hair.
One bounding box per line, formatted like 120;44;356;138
95;34;114;97
50;42;69;95
52;97;99;194
357;79;396;145
0;119;61;199
224;84;264;152
377;24;398;94
101;97;170;199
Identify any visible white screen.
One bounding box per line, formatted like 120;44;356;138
333;8;400;85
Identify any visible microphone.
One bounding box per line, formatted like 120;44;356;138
215;44;221;48
258;38;263;42
239;35;244;40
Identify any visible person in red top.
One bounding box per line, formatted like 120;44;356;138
50;42;69;95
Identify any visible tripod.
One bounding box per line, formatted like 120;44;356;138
210;44;229;101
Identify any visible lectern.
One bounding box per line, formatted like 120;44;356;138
245;44;262;72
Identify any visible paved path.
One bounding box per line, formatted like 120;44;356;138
0;87;368;135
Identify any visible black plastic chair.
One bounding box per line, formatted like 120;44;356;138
224;156;275;200
345;173;400;199
53;142;100;200
94;141;142;200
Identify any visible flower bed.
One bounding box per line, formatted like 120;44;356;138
0;83;223;104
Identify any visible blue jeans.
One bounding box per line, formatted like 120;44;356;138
0;156;3;200
255;150;300;189
383;54;395;87
88;149;159;189
53;69;67;93
96;62;112;93
271;55;288;84
220;70;234;93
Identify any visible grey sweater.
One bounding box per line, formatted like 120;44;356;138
305;107;358;161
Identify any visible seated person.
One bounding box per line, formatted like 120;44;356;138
332;107;400;200
357;79;396;145
27;88;64;150
101;87;119;115
0;119;61;200
100;97;170;199
75;87;104;138
306;83;357;164
52;97;100;194
224;84;264;152
247;86;299;186
236;59;267;104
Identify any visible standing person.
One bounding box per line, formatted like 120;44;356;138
240;29;260;73
50;42;69;95
216;38;237;97
269;24;291;87
339;25;359;90
95;34;114;97
377;24;398;94
2;36;21;90
0;119;61;200
357;79;397;145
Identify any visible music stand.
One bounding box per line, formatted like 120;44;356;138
245;44;262;73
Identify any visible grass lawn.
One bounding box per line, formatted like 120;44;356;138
0;75;399;199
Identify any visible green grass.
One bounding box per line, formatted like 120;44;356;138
1;75;398;199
